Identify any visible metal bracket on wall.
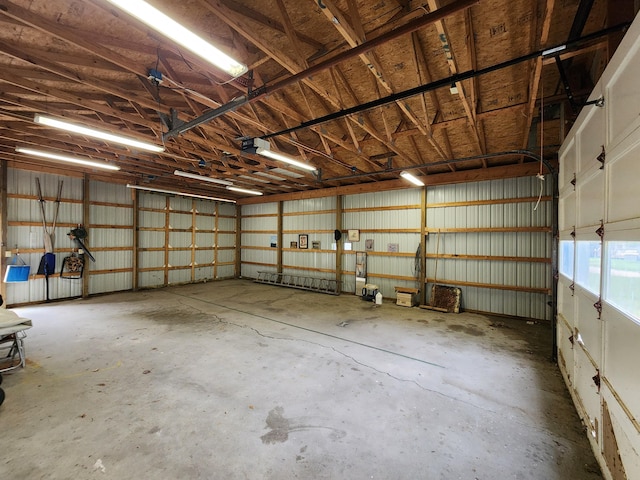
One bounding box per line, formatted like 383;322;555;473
596;221;604;239
571;173;576;188
594;299;603;319
597;146;605;170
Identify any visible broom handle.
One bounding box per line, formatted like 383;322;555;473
35;178;48;234
51;180;63;232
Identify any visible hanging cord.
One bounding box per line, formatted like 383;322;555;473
534;80;545;211
413;243;421;289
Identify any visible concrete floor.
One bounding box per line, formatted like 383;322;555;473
1;279;601;479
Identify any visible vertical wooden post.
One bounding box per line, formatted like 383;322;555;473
82;174;90;298
0;161;8;305
132;188;139;291
277;201;283;274
214;202;219;280
335;194;343;294
234;204;241;278
420;186;427;305
164;196;170;286
191;199;196;283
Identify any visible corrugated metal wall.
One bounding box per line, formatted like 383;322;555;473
240;203;278;279
89;180;133;294
426;177;552;320
342;190;422;296
282;197;336;280
2;168;236;305
137;192;237;289
5;168;83;304
238;181;550;318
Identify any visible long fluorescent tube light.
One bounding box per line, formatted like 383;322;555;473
400;171;425;186
16;147;121;171
542;45;566;57
256;147;317;172
34;114;164;153
173;169;233;186
226;186;263;196
126;184;235;203
105;0;247;78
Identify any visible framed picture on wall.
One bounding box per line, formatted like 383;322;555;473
290;241;298;248
348;229;360;242
365;239;374;251
299;234;308;249
312;240;321;249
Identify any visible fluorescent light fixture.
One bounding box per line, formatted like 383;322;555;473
173;169;233;186
34;114;164;153
400;171;424;187
226;186;263;196
256;147;317;172
16;147;121;171
126;184;235;203
542;44;566;57
104;0;247;78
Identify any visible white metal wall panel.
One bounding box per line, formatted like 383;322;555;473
283;213;334;231
195;232;213;249
195;215;214;231
242;203;277;216
5;169;85;304
138;191;167;209
89;272;132;294
217;233;235;248
169;211;192;230
168;268;191;284
90;180;130;204
138;270;164;288
343;189;420;209
168;249;191;268
169;195;192;212
426;177;551;320
283;196;335;213
194;199;216;216
195;249;213;265
194;266;214;281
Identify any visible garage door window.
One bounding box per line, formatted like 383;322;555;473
604;241;640;322
559;240;574;279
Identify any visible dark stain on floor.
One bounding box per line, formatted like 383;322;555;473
447;324;485;337
260;406;347;444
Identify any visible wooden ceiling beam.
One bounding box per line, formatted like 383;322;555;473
521;0;556;154
425;0;485;155
319;0;450;162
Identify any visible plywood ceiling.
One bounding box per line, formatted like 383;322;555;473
0;0;635;201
